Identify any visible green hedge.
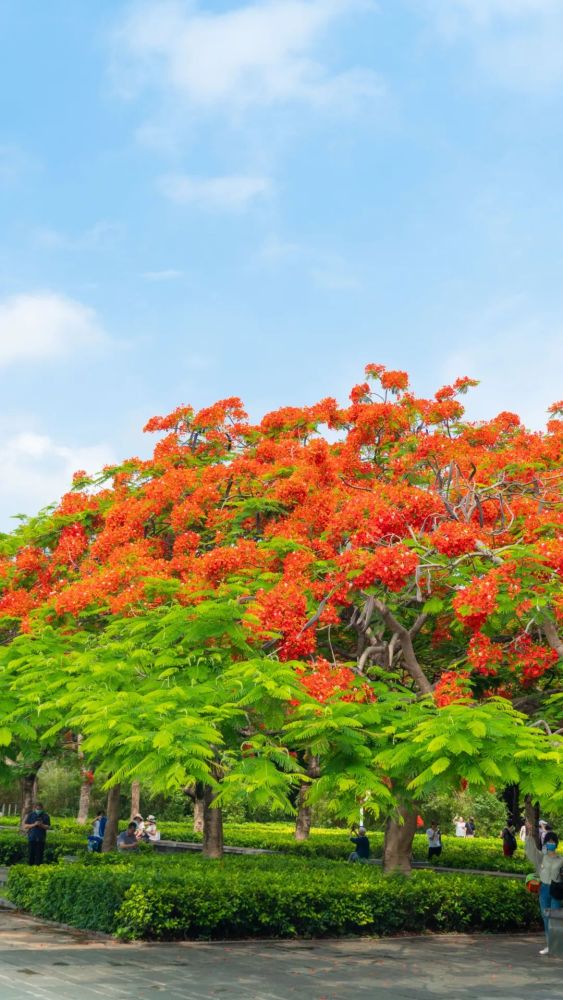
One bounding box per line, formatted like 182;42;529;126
1;818;532;873
7;852;540;941
156;822;532;873
0;831;86;866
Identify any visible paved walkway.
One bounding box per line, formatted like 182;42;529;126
0;908;560;1000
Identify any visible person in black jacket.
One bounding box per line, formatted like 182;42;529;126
23;802;51;865
502;823;517;857
348;825;370;863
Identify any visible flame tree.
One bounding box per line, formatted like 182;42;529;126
0;365;561;866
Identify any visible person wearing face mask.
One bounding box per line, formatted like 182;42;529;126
525;824;563;955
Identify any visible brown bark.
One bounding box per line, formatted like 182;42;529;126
102;783;122;853
294;784;313;842
202;784;223;859
193;795;205;834
294;755;320;841
184;782;205;833
372;599;433;695
295;754;321;840
77;778;92;824
543;618;563;661
524;794;541;849
20;764;42;827
20;771;37;827
130;780;141;820
383;807;418;874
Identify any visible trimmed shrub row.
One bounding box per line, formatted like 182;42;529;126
7;852;540;941
0;830;86;866
0;820;532;873
157;822;532;873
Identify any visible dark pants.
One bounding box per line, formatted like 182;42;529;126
28;839;45;865
428;846;442;861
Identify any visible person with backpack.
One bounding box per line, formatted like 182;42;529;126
502;822;517;857
526;825;563;955
87;809;107;852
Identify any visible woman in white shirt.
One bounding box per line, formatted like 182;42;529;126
145;815;161;842
526;826;563;955
453;815;466;837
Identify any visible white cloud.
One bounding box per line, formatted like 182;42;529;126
0;432;116;529
424;0;563;90
259;235;361;289
158;173;271;209
114;0;381;112
33;221;125;250
142;268;183;280
0;292;107;367
440;298;563;429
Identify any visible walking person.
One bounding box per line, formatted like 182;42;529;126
23;801;51;865
526;826;563;955
465;817;476;838
501;822;517;858
426;821;442;862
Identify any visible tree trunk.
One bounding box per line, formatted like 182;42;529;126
295;784;312;841
294;754;320;841
77;777;92;824
502;784;521;828
130;780;141;819
184;782;205;833
193;794;205;834
20;771;37;827
525;794;541;849
19;764;42;828
383;807;418;874
202;784;223;859
102;783;122;853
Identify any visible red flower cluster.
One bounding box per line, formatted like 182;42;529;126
353;545;419;592
466;633;503;676
453;573;499;631
433;671;473;707
431;521;480;557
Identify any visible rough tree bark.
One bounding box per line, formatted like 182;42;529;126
102;783;121;853
183;782;205;833
202;783;223;859
525;794;541;849
193;791;205;834
19;763;42;827
294;755;320;841
383;806;419;874
502;784;521;828
75;734;92;824
77;777;92;825
130;780;141;819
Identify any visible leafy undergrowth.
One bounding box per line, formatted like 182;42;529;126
7;851;540;941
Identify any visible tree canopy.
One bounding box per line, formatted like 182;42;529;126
1;365;562;831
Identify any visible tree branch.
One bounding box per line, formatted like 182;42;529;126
543;618;563;661
371;598;433;695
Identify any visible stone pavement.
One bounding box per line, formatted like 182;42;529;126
0;908;561;1000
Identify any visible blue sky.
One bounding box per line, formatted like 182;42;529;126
0;0;562;528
